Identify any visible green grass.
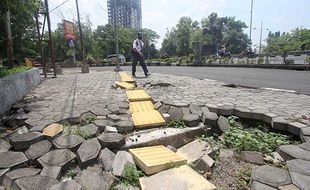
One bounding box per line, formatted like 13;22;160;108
121;164;145;187
168;119;186;129
0;66;30;78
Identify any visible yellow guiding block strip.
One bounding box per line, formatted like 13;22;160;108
139;165;217;190
129;101;154;113
132;110;166;128
126;89;151;102
119;72;135;83
129;145;187;175
115;81;135;90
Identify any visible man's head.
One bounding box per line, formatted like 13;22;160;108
138;32;143;40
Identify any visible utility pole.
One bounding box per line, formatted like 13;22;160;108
259;21;263;53
5;8;14;69
35;12;47;78
75;0;85;63
114;0;121;72
249;0;254;43
45;0;57;77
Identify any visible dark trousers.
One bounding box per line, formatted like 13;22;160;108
132;53;148;76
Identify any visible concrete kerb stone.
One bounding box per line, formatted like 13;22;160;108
288;122;307;136
278;144;310;161
97;133;125;150
216;105;234;116
272;117;289;132
234;107;252;119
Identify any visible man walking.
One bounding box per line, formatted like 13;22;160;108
132;32;150;77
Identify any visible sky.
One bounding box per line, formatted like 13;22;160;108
47;0;310;49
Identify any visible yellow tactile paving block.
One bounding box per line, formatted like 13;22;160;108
129;101;154;113
126;89;151;102
129;145;187;175
43;123;63;137
115;81;135;90
139;165;217;190
119;72;135;83
132;110;166;128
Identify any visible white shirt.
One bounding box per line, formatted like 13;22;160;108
133;39;144;52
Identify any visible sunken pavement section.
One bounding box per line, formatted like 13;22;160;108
0;70;309;190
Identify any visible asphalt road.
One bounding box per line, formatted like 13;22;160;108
93;66;310;94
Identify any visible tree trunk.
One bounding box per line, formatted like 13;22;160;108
5;9;14;69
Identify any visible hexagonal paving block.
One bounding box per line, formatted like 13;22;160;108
0;139;11;153
77;138;101;167
25;140;52;160
12;175;59;190
251;165;291;187
2;168;41;188
97;133;125;149
53;134;84;151
9;132;44;150
0;152;28;169
37;149;76;171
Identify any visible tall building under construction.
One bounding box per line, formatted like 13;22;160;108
107;0;142;28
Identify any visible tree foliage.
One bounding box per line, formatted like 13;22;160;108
161;13;250;57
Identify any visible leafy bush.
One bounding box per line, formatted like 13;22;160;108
122;165;145;187
224;127;293;153
0;66;30;78
306;56;310;64
285;59;294;65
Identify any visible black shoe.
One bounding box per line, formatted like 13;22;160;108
132;74;136;78
145;73;151;77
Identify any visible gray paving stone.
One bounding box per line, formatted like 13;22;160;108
99;148;116;171
107;114;121;122
217;116;230;133
0;168;9;184
287;159;310;177
112;151;135;177
301;135;310;143
158;104;170;114
80;170;112;190
114;120;134;133
205;103;218;113
263;112;278;124
107;104;120;114
9;132;44;150
93;119;115;132
181;108;191;115
79;124;99;138
25;140;52;160
290;171;310;190
234;107;252;119
104;126;118;133
272;117;289;132
182;114;200;127
298;142;310;152
154;101;162;110
113;184;139;190
202;111;218;127
162;113;171;123
177;140;209;163
193;154;214;172
251;180;277;190
217;105;234;116
77;138;101;168
97;133;125;150
2;168;41;188
50;180;81;190
288;122;307;136
12;175;59;190
53;134;84;151
37;149;76;171
251;165;291;187
219;149;234;158
40;166;61;179
168;106;183;120
189;104;203;117
278;184;300;190
278;145;310;161
0;139;11;153
240;151;264;165
301;127;310;136
0;152;28;169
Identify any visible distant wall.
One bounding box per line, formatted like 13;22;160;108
0;68;41;115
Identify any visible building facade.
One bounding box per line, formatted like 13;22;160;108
107;0;142;28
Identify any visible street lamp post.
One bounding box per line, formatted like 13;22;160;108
114;0;121;72
253;21;269;53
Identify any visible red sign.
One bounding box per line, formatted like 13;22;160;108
63;20;75;40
